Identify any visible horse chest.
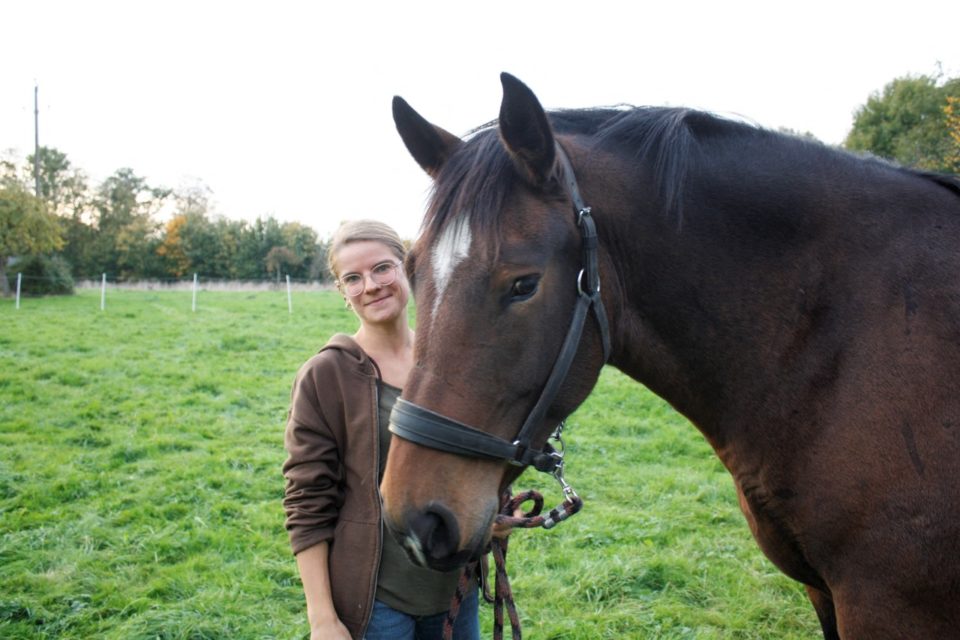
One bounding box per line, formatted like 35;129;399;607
735;482;826;590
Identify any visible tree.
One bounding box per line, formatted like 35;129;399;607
233;216;285;279
90;168;169;279
59;215;99;279
26;147;90;219
264;245;300;284
309;238;330;281
280;221;319;279
156;214;192;278
0;185;63;295
28;148;95;278
945;96;960;174
156;184;219;279
845;74;960;173
1;150;20;188
209;217;247;279
0;147;95;278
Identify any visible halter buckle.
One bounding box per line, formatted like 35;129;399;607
509;440;528;467
576;206;592;226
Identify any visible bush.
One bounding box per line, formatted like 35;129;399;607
9;254;75;296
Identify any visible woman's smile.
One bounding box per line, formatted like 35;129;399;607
365;293;393;306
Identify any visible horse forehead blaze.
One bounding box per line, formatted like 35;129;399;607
427;215;472;319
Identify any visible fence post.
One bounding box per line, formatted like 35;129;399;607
100;273;107;311
286;274;292;315
15;273;22;309
192;273;198;312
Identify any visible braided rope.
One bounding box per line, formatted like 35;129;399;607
442;559;477;638
442;489;584;640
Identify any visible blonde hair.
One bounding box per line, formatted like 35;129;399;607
327;219;406;280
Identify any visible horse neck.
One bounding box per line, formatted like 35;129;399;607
591;142;869;452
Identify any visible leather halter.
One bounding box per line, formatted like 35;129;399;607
389;142;611;474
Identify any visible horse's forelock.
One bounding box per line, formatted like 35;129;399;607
419;128;517;265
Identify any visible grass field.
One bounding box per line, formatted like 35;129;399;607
0;289;821;639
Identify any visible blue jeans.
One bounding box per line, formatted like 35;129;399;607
364;588;480;640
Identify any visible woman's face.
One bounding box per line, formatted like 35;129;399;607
335;240;409;327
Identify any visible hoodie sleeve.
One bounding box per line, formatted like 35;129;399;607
282;353;344;555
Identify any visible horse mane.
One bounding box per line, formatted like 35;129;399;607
927;172;960;197
894;166;960;198
419;106;707;249
417;106;960;251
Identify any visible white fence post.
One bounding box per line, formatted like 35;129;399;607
192;273;198;312
100;273;107;311
15;273;22;309
286;275;292;315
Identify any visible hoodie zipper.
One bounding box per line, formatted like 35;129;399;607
359;375;383;638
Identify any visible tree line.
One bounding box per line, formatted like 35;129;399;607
2;70;959;296
1;150;329;296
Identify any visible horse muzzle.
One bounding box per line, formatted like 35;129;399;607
386;501;491;572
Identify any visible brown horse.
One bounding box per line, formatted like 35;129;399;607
380;73;960;639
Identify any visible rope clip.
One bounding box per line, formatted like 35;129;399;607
549;423;579;500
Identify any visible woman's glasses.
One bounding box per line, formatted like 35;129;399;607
338;261;402;297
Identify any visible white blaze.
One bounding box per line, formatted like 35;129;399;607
430;217;472;318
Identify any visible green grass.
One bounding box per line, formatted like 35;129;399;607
0;290;820;639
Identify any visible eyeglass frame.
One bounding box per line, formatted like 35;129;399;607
337;260;403;297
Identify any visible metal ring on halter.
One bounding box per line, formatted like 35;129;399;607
577;268;601;297
551;424;566;455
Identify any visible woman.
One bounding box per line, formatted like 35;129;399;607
282;219;480;640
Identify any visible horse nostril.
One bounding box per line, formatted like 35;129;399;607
408;503;460;562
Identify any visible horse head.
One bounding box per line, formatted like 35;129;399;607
381;73;611;571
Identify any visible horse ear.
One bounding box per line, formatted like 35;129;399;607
498;73;555;186
393;96;462;178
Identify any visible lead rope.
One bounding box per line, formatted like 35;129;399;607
442;488;584;640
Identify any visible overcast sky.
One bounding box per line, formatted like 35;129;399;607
2;0;957;240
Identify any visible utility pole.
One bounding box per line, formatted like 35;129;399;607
34;84;41;197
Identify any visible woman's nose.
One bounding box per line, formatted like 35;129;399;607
362;273;383;292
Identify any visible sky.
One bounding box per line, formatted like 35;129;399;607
1;0;957;241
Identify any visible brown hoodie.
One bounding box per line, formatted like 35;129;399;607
282;333;381;639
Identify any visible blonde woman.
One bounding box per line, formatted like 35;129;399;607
283;220;480;640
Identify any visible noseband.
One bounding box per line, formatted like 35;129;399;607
389;142;612;483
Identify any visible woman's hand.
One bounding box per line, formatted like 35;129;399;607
297;542;350;640
311;616;351;640
490;507;524;540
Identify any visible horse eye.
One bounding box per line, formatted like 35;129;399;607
510;275;540;300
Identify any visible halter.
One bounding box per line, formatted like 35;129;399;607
389;142;612;483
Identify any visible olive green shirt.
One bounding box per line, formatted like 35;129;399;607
374;381;472;615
